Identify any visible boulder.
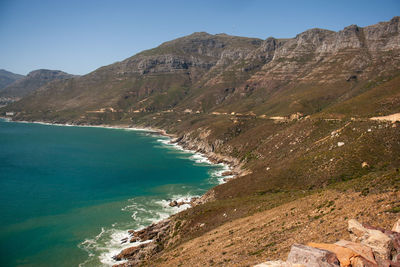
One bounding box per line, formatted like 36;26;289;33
363;223;400;262
393;219;400;233
350;256;379;267
254;260;305;267
113;244;144;261
287;244;340;266
130;236;139;243
361;162;370;168
374;259;400;267
335;240;377;265
177;201;185;207
348;219;393;261
221;171;234;176
189;197;199;205
308;242;357;267
169;200;178;207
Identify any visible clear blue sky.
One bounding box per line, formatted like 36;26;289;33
0;0;399;75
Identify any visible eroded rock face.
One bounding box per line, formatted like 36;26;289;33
286;244;340;267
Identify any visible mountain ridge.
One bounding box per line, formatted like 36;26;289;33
3;16;399;122
0;69;24;91
0;69;75;106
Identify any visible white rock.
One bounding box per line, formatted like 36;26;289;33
337;142;345;147
392;219;400;233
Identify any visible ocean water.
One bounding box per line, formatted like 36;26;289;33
0;119;228;266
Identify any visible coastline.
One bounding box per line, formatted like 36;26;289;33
1;117;245;266
0;117;242;182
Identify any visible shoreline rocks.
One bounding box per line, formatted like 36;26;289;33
168;196;199;208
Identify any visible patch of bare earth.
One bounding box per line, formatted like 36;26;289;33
370;113;400;123
147;190;399;267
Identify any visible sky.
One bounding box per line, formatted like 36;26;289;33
0;0;399;75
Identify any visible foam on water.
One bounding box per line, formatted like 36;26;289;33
78;194;199;266
8;119;163;134
209;164;235;184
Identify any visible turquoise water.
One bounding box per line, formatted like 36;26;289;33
0;119;225;266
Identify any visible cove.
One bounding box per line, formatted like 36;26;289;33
0;119;225;266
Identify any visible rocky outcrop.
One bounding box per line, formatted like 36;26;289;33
348;219;393;261
174;130;248;178
255;219;400;267
113;219;172;265
287;243;340;266
363;16;400;51
335;240;377;265
116;32;262;76
168;197;199;207
308;242;365;267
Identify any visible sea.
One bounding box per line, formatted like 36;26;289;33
0;118;230;266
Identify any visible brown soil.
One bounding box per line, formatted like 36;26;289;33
146;189;399;267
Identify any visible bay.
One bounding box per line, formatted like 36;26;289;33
0;119;225;266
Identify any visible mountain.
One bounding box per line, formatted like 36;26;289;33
3;17;400;123
2;17;400;266
0;69;24;90
0;69;75;101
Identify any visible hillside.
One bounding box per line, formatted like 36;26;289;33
0;69;75;105
1;17;400;266
0;69;24;90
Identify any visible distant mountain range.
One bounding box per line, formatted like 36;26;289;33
0;69;24;91
0;69;74;98
2;16;399;123
0;69;75;106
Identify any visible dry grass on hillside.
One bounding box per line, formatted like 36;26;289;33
147;189;399;267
